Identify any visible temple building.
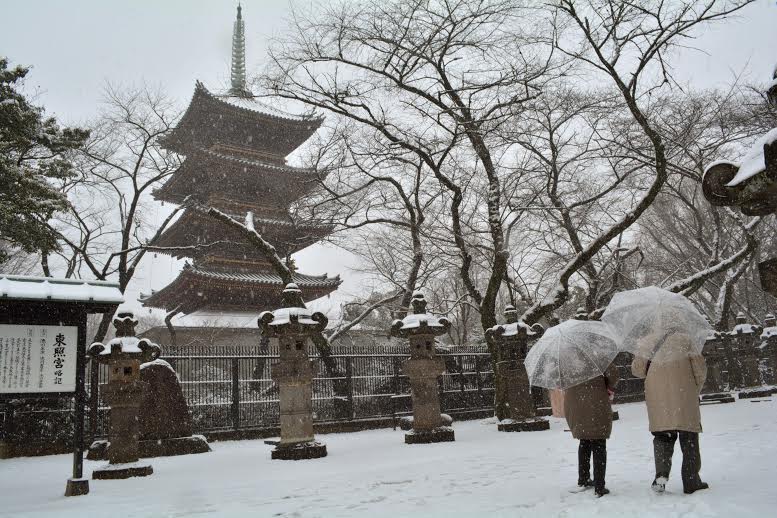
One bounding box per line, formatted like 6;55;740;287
141;5;340;318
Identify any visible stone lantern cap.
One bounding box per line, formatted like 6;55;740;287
729;312;762;336
486;320;544;344
390;292;451;338
258;283;328;338
88;311;161;363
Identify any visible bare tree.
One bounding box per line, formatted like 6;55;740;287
48;84;182;342
264;0;561;333
519;0;754;324
298;123;444;315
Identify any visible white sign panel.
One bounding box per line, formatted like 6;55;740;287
0;325;78;394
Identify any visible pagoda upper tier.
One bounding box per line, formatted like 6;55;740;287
160;81;323;161
153;147;320;206
152;208;333;261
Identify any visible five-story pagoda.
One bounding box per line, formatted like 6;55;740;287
142;5;340;317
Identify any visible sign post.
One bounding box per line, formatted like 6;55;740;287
0;275;123;497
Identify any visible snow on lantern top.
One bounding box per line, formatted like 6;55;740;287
390;292;451;338
257;284;329;337
729;312;762;336
88;311;161;362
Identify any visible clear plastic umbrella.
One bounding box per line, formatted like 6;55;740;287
601;286;711;362
525;319;621;390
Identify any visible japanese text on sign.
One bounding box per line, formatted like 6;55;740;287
0;325;78;394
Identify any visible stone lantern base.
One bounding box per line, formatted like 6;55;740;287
700;392;736;405
497;417;550;432
271;441;327;460
92;462;154;480
738;387;776;399
405;426;455;444
64;478;89;497
87;435;211;461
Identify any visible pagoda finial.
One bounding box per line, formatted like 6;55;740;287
230;3;250;97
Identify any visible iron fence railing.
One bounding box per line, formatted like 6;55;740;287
82;348;496;440
2;341;655;453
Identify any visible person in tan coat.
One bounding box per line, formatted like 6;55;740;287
632;331;709;494
563;363;619;497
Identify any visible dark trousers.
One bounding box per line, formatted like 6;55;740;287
652;431;703;489
578;439;607;489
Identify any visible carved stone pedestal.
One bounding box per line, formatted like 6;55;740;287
92;381;153;480
402;357;455;444
270;357;328;460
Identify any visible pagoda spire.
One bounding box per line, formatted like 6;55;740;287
230;3;250;97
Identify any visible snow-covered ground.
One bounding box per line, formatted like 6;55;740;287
1;399;775;517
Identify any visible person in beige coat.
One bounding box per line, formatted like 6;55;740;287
564;363;619;497
632;331;708;494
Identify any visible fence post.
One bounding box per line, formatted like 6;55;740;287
89;357;99;441
475;355;484;406
231;357;240;431
392;356;402;428
458;356;466;392
438;364;445;413
345;357;354;419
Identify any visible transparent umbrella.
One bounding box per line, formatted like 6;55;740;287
601;286;711;362
525;319;621;390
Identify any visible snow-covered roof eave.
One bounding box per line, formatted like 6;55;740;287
0;274;124;306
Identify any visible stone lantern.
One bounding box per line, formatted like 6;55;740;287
760;314;777;386
390;292;455;444
486;306;549;432
259;284;328;460
702;64;777;296
88;311;159;479
728;313;764;392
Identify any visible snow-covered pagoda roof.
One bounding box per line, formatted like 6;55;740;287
151;208;333;261
160;82;323;158
0;274;123;307
153;147;320;205
141;264;340;313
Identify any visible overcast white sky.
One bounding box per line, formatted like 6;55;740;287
1;0;775;323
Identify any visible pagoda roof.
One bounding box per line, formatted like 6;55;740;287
152;209;333;260
153;147;320;205
160;81;323;158
140;264;341;314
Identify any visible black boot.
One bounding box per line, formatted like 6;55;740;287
652;431;677;492
595;487;610;497
679;432;708;494
592;439;608;496
683;482;709;494
578;440;593;487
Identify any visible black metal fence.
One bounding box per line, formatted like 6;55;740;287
2;340;656;456
83;344;495;440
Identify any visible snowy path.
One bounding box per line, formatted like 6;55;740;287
1;399;775;517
